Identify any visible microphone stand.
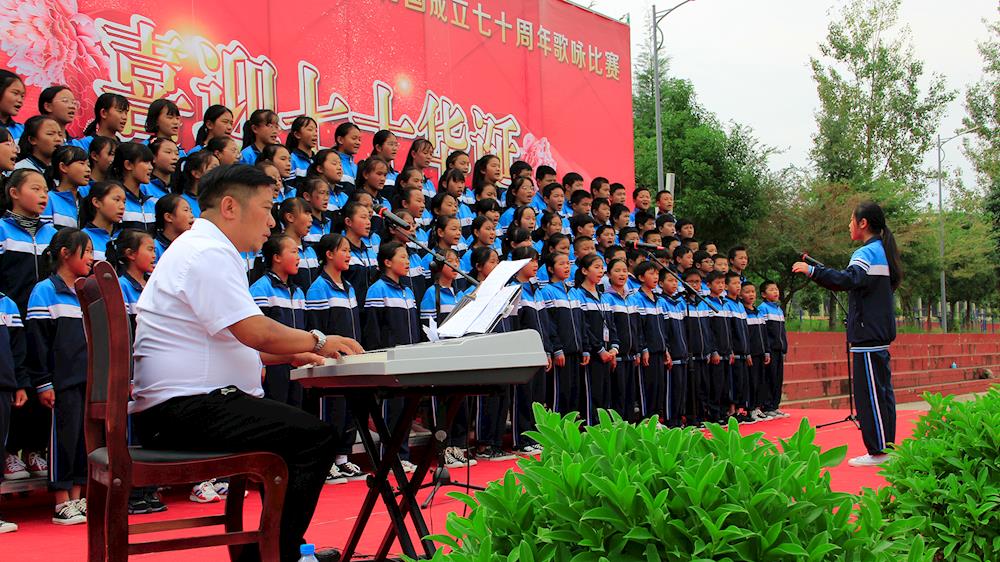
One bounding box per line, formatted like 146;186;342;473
629;245;720;312
802;254;860;430
380;208;480;287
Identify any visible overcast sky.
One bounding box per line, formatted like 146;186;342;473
586;0;997;196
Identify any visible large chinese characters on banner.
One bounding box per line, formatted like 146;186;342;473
0;0;633;185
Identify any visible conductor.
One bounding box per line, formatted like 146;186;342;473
792;201;903;467
129;164;363;561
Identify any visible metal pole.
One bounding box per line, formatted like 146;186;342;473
937;134;947;333
652;4;664;196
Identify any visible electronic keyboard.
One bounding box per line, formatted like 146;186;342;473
290;330;547;390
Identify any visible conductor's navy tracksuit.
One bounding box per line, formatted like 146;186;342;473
511;281;555;448
576;286;618;426
807;237;897;455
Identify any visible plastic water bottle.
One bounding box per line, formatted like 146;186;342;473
298;544;319;562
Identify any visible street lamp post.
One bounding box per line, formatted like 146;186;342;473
936;125;981;333
651;1;696;195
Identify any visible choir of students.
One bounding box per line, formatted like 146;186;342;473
0;69;791;534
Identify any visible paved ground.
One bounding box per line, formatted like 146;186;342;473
896;392;985;411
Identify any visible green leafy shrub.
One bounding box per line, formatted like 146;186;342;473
411;405;923;562
876;386;1000;561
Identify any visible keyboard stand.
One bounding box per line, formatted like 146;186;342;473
341;390;474;562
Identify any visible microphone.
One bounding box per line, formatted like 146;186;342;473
799;252;825;268
624;240;665;251
373;205;411;230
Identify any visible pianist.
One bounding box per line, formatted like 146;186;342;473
130;164;363;562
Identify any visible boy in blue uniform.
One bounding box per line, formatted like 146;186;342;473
660;270;689;427
0;292;26;533
758;281;789;419
741;281;771;422
724;272;753;423
682;268;717;427
705;271;734;424
633;262;670;421
26;228;93;525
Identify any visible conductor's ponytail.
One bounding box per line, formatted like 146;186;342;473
853;200;904;291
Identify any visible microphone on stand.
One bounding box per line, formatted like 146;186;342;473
799;252;825;268
374;205;480;287
624;240;666;252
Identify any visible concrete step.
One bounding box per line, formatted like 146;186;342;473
786;342;1000;362
782;364;999;401
783;379;999;409
784;354;1000;381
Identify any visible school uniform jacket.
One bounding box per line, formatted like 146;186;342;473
574;286;618;357
363;276;421;350
419;284;461;331
121;188;156;233
663;294;689;362
141;178;170;203
807;237;896;346
289;245;320;294
0;215;57;314
758;301;788;354
251;272;307;386
602;289;639;360
725;296;750;357
42;189;80;229
538;281;584;356
25;274;87;393
345;239;378;309
402;247;428;307
684;297;717;360
513;281;557;357
82;224;119;262
118;273;143;333
305;272;361;340
707;295;734;357
291;149;312;178
745;305;770;359
304;216;332;247
0;294;27;391
633;289;668;355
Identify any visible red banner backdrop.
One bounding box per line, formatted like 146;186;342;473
0;0;633;186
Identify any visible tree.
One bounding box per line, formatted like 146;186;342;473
632;47;771;250
811;0;955;198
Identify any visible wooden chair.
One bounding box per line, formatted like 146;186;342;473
79;261;288;562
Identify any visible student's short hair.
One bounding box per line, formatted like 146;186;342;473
572;235;594;251
682;268;701;280
761;280;778;293
728;245;747;261
589;176;609;193
672;245;693;260
542;182;564;198
641;230;660;242
634;210;654;227
510;160;532;178
596;224;615;239
535;165;556;180
705;271;725;284
570;213;596;234
713;254;729;263
609;182;625;194
724;272;742;284
652;248;671;262
741;279;756;288
199;164;276;211
634;261;658;279
603;244;625;261
610;203;630;221
656;190;673;201
625;248;642;263
693;250;711;263
655;213;675;229
592;197;610;212
675;218;693;231
263;233;293;266
562;172;583;187
681;237;698;247
618;226;639;240
632;186;649;200
569;189;593;206
154;193;183;231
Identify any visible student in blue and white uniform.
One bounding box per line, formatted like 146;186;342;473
188;105;234;155
79;181;126;262
71;93;130;155
14;115;62;175
682;268;716;427
535;234;570;286
340;202;378;314
704;271;734;424
333;122;362;191
309;149;348;214
471;155;505;210
603;258;641;422
110;142;156;233
141;138;179;203
371;131;399;199
538;251;582;415
439;169;474;236
152;194;193;262
285;115;318;178
144;99;187;159
660;271;689;427
419;248;475;467
394;171;429;229
355;156;393;210
0;71;25;141
385;209;427;306
258;144;296;202
305;233;366;483
724;272;752;422
499;178;536;236
25;228;93;525
83;135;117;192
740;281;770;422
250;234;307;408
529;165;558;213
459;216;498;274
0;287;26;533
403;138;435;201
363;241;422;472
275;198;319;291
573;254;618;426
633;262;671;421
173;149;219;219
501;227;534;261
298;177;332;249
422;216;467;292
793;202;903;466
42;146;89;229
443;150;473;205
239;109;280;165
0;170;59;314
499;204;537;245
757;282;788;421
508;247;553;454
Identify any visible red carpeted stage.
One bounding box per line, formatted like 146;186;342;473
1;408;921;561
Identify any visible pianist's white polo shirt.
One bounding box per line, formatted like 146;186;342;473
130;218;264;414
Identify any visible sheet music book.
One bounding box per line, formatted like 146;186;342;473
436;259;528;339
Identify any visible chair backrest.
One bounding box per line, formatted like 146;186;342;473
77;261;133;469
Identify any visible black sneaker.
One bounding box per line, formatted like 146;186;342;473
53;501;86;525
145;491;167;513
128;497;151;515
336;462;367;481
480;446;516;462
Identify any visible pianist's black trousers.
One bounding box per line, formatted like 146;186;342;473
477;387;510;448
134;386;336;562
512;367;547;449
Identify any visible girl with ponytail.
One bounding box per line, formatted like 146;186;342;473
793;200;903;467
77;93;130;153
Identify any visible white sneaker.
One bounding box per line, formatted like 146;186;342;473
26;452;48;477
3;454;29;480
189;480;222;503
73;498;87;517
750;408;766;422
325;464;347;485
847;454;890;467
444;447;477;467
763;410;780;419
400;460;417;473
0;519;17;533
773;409;790;418
52;501;86;525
